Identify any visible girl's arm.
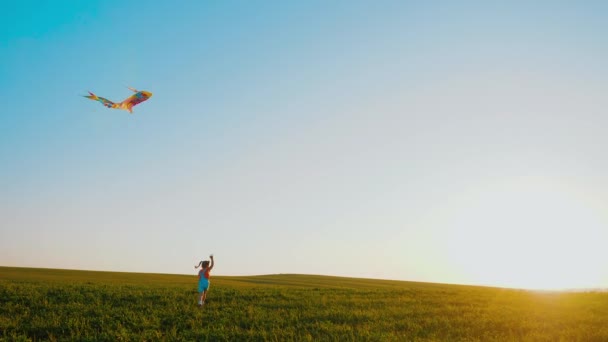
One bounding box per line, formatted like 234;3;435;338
209;255;214;270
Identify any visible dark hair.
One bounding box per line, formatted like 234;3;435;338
195;260;211;269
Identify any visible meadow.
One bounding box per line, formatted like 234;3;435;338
1;267;607;341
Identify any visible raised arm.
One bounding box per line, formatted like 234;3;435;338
209;255;214;270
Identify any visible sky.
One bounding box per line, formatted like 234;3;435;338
1;1;608;290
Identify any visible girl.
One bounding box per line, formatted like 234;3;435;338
195;254;214;306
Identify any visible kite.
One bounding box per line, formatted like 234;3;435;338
84;87;152;113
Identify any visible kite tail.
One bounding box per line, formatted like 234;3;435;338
83;91;116;109
83;91;99;101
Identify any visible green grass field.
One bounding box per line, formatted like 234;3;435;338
1;267;607;341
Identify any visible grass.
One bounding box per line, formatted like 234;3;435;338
1;266;607;341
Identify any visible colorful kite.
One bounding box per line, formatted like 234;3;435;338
84;87;152;113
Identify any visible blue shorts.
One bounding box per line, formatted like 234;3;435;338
198;278;210;292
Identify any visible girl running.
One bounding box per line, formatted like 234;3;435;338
195;254;214;306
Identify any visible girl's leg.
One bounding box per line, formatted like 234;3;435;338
198;291;204;305
201;290;207;303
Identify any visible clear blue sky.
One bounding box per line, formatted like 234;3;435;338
2;1;608;290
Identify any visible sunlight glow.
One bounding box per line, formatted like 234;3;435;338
441;177;606;290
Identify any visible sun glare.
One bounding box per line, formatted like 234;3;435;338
440;178;607;290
